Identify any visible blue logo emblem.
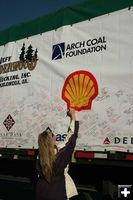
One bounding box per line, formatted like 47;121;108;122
52;43;65;60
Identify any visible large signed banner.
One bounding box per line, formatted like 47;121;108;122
0;2;133;152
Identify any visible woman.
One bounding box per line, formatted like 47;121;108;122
36;108;79;200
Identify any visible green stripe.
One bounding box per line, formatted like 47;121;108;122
0;0;132;46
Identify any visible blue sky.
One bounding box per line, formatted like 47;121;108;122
0;0;83;31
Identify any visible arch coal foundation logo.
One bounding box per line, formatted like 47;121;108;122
52;36;106;60
3;114;15;131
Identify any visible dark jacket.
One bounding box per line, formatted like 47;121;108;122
36;120;79;200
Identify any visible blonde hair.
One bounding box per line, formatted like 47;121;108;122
38;131;56;183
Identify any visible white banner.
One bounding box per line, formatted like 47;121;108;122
0;8;133;152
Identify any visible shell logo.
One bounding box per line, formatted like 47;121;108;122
62;70;98;111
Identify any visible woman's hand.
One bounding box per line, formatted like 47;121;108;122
67;108;77;121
